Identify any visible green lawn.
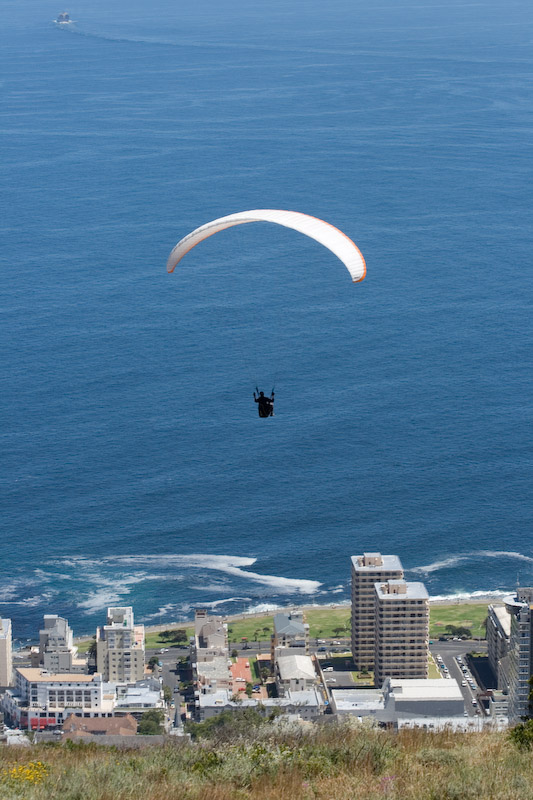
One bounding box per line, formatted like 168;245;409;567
429;603;487;639
144;628;194;650
74;601;489;657
226;618;274;643
306;608;351;639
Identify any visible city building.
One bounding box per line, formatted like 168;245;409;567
0;618;12;687
96;607;145;683
275;653;317;694
351;554;403;669
486;604;511;687
500;589;533;722
1;667;164;731
271;610;309;660
195;656;233;695
32;615;86;673
196;687;323;722
330;678;464;723
194;609;228;662
374;580;429;687
62;713;137;739
2;668;113;730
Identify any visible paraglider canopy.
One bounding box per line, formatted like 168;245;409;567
166;209;366;283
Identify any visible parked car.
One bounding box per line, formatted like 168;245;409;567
323;667;334;672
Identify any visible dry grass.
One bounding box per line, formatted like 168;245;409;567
0;724;530;800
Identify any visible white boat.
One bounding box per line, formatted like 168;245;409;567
54;12;75;26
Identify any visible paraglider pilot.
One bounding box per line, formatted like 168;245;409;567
254;389;274;418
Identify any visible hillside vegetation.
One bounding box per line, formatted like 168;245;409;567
1;717;530;800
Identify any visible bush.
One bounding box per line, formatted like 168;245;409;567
138;710;164;735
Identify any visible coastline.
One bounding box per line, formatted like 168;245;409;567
71;594;502;641
66;593;509;645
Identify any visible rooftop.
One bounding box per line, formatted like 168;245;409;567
387;679;463;702
277;654;316;681
351;554;403;573
17;668;97;684
490;604;511;637
375;581;429;601
273;614;306;637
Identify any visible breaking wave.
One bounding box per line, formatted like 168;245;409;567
410;550;533;575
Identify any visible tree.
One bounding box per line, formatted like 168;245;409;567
333;627;344;637
148;656;159;671
86;639;97;659
163;685;172;703
260;667;271;681
185;708;268;741
231;649;239;659
138;710;164;735
510;719;533;748
245;682;253;698
160;628;188;644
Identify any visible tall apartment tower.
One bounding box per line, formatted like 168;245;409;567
96;607;145;683
500;589;533;722
374;580;429;687
0;618;13;686
351;553;403;669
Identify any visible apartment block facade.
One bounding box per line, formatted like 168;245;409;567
34;615;86;673
0;618;12;687
96;607;145;683
2;668;110;730
374;580;429;687
351;553;403;669
500;589;533;722
486;604;511;687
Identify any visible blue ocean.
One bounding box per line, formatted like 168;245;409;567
1;0;532;641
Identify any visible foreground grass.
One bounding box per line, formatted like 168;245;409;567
0;723;529;800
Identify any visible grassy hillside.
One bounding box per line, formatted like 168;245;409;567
0;721;529;800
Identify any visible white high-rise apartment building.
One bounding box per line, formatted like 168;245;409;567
501;589;533;722
37;615;86;673
374;580;429;687
0;618;12;686
351;553;403;669
96;607;145;683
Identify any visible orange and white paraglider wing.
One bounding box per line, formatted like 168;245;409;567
166;209;366;283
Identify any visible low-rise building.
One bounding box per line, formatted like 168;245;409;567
194;609;228;661
62;713;137;739
2;668;112;730
384;678;464;718
271;611;309;659
1;667;164;731
196;687;323;722
331;678;465;725
275;653;317;694
195;656;233;694
330;688;385;719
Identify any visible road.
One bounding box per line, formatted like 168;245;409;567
430;640;487;716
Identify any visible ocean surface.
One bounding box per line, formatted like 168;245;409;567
1;0;532;642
